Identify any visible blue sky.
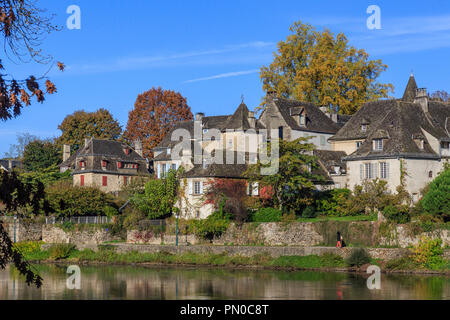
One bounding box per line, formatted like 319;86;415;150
2;0;450;155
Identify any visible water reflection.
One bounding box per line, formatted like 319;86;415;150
0;264;448;300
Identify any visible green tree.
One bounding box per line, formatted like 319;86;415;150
45;181;117;217
23;139;61;171
420;168;450;221
57;108;122;151
260;21;393;115
244;137;323;213
131;170;180;219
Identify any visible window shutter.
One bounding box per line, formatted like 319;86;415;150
246;183;250;195
157;164;161;178
386;162;390;179
373;163;378;178
253;182;259;196
360;164;363;180
188;181;193;195
199;181;203;194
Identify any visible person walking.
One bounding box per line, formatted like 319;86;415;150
337;231;342;248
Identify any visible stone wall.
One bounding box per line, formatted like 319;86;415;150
42;225;121;245
112;243;450;261
1;217;42;242
127;221;450;248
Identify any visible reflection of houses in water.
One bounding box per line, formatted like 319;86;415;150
0;266;449;300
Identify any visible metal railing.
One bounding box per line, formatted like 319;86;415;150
45;216;112;225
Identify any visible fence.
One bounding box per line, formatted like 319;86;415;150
45;216;113;225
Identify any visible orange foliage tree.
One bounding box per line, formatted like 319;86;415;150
124;87;193;158
0;0;64;120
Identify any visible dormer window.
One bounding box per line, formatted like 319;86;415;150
79;161;86;169
124;148;130;155
101;160;107;168
361;124;368;132
167;148;171;155
373;139;383;151
299;114;305;126
356;141;362;149
333;166;340;174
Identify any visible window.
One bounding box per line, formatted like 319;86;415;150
299;115;305;126
278;126;283;140
365;163;373;179
356;141;362;149
228;139;233;148
429;171;433;178
167;148;171;155
101;160;107;168
161;164;166;177
171;163;177;171
361;124;367;132
80;175;84;186
373;139;383;151
194;181;202;195
320;136;326;146
202;128;208;134
102;176;108;186
380;162;389;179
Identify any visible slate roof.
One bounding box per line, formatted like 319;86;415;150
267;97;345;134
0;159;22;171
313;150;347;173
60;138;149;175
330;75;450;160
182;151;251;179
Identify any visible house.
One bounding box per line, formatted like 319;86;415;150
329;74;450;201
0;159;22;171
153;99;350;218
59;138;150;193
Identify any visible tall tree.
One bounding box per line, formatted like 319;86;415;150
3;132;37;159
244;137;323;213
124;87;193;158
23;139;61;171
430;90;449;102
57;108;122;151
0;0;62;287
260;21;393;115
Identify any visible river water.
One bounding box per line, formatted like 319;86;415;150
0;264;448;300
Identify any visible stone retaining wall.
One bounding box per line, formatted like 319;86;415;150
127;221;450;248
111;243;450;261
42;225;121;245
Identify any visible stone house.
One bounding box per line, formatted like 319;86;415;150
329;74;450;201
152;99;350;218
59;138;150;194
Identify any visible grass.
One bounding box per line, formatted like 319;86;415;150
296;215;377;223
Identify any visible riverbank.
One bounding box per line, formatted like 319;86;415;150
16;242;450;275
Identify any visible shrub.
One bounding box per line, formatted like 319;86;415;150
411;236;445;269
46;180;117;216
48;243;76;260
189;211;231;240
385;257;418;270
13;241;43;255
345;248;371;267
316;188;352;216
251;208;282;222
420;168;450;221
301;206;316;218
382;205;411;224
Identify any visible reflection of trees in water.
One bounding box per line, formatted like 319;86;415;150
0;265;448;300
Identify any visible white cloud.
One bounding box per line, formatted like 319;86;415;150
184;69;260;83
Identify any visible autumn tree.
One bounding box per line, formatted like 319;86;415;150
260;21;393;115
244;137;323;214
0;0;63;287
204;178;249;222
124;87;193;158
0;0;64;121
57;108;122;151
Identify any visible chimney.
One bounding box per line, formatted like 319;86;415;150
319;106;331;118
331;112;338;123
134;139;143;157
8;160;12;170
414;88;428;113
195;112;204;121
248;111;256;128
84;138;89;148
63;144;71;162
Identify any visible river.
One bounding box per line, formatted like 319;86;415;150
0;264;448;300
